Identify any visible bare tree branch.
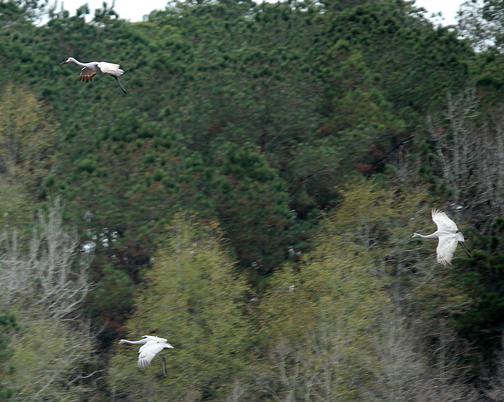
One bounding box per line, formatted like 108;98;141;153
0;197;92;319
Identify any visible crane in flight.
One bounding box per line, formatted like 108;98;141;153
60;57;127;94
118;335;174;376
411;209;471;266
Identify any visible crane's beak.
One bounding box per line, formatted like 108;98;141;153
59;60;67;65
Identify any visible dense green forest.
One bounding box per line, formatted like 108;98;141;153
2;0;504;399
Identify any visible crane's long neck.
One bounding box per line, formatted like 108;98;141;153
68;57;87;67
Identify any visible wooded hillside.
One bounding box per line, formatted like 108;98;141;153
1;0;504;400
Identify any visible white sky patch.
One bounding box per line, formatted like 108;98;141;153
413;0;465;26
55;0;170;21
53;0;466;25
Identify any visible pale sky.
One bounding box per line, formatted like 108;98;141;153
414;0;465;26
56;0;465;25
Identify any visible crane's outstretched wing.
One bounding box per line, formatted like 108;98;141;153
78;67;97;82
432;209;458;232
97;62;124;77
436;235;459;266
138;341;167;369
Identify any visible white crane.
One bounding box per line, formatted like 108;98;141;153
411;208;471;266
118;335;174;376
60;57;127;94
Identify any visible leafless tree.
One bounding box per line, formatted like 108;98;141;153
256;314;358;402
225;380;248;402
0;198;92;319
428;88;479;209
484;332;504;401
427;88;504;228
363;309;425;401
386;143;418;185
0;199;102;400
477;116;504;217
364;309;479;402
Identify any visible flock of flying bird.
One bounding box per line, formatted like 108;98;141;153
59;56;471;375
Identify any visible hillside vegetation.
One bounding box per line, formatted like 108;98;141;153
2;0;504;400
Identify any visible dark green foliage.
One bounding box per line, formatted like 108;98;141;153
90;264;136;343
212;143;291;277
0;313;19;400
453;218;504;360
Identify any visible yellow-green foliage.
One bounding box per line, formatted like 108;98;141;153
259;190;391;400
0;180;34;235
109;215;251;401
332;181;471;318
5;313;95;402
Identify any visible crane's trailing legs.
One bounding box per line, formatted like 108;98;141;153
160;354;167;377
60;57;127;94
115;76;127;94
460;240;472;258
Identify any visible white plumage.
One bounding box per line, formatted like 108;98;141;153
118;335;174;375
96;62;123;76
411;209;471;266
